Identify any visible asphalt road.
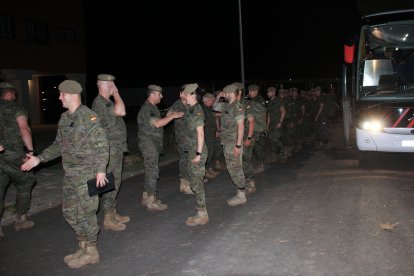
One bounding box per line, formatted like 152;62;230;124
1;142;414;275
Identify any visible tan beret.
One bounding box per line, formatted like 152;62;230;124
97;74;116;81
148;84;163;92
58;80;82;94
248;84;259;91
0;82;16;89
203;92;215;98
232;82;244;90
223;84;238;93
182;83;198;94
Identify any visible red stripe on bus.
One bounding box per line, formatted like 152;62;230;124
392;108;410;128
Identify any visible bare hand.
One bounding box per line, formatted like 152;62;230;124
96;172;107;187
243;139;251;147
21;154;40;171
233;147;241;158
173;111;184;119
192;155;201;164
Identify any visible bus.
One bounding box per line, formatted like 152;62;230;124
342;9;414;152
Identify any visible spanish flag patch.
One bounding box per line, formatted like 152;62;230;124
91;115;97;121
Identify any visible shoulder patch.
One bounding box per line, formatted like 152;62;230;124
197;112;203;116
105;103;111;107
91;115;97;121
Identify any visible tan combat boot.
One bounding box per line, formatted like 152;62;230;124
227;189;247;207
141;191;148;206
245;179;256;195
103;213;126;231
64;238;86;264
14;214;34;231
179;179;194;195
205;168;219;179
67;242;100;269
112;209;130;224
146;195;168;211
186;208;209;226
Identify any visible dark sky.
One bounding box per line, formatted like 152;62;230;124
84;1;361;88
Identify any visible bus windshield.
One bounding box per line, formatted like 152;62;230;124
359;21;414;99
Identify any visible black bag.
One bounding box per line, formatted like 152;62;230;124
87;172;115;197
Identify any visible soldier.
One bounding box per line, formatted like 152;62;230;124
182;83;209;226
92;74;129;231
21;80;109;269
213;84;247;206
137;85;184;211
313;86;331;149
266;86;287;162
201;92;220;181
0;82;36;239
167;86;192;194
233;82;256;195
247;84;267;173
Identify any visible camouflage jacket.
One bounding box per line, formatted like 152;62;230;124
137;101;163;151
240;99;255;138
267;97;285;127
39;105;109;179
92;95;127;152
169;99;187;141
219;101;245;145
249;95;267;132
0;99;28;154
184;103;206;153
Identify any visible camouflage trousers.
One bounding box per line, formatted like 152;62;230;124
268;127;285;154
242;138;255;181
0;153;35;219
100;147;124;213
204;127;217;170
186;148;207;209
176;139;189;181
222;144;245;189
62;175;99;243
139;142;161;195
253;131;266;165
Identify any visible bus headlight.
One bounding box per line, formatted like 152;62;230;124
362;120;383;132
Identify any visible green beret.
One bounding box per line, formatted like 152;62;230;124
267;86;277;93
203;92;215;98
97;74;116;81
223;84;238;93
248;84;259;91
231;82;244;90
182;83;198;94
148;84;162;93
0;82;16;89
58;80;82;94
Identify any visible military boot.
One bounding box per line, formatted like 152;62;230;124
14;214;34;231
186;208;209;226
214;160;226;171
205;168;219;179
112;209;130;224
227;189;247;206
179;179;194;195
141;191;148;206
67;242;100;269
146;195;168;211
103;213;126;231
245;179;256;195
64;238;86;264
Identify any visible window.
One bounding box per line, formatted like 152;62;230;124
0;13;15;39
25;20;49;44
58;27;76;42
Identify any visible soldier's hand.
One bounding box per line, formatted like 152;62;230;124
173;111;184;119
233;146;241;157
243;139;251;147
21;154;40;171
192;155;201;164
96;172;107;187
0;145;4;152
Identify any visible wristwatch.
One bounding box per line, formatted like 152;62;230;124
247;137;252;140
196;152;201;156
235;145;242;149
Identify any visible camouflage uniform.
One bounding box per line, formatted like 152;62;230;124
0;99;36;221
240;99;255;181
218;101;246;189
137;101;163;195
201;103;217;170
184;103;207;208
169;100;189;181
267;97;286;156
38;105;109;243
250;95;267;166
92;95;127;213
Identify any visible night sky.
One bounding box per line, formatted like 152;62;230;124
84;1;361;88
